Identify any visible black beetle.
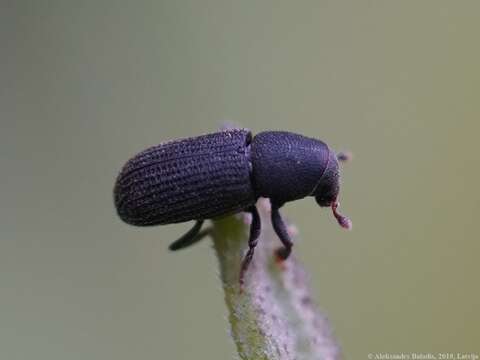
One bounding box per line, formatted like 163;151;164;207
114;129;351;284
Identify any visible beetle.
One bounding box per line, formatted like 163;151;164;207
113;129;351;284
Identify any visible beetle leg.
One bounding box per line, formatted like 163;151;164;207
271;202;293;261
169;220;209;251
239;206;261;286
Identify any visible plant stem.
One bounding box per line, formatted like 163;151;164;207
212;199;341;360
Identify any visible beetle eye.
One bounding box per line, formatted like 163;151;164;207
315;191;337;207
315;195;331;207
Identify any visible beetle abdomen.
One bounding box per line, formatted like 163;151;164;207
113;129;255;226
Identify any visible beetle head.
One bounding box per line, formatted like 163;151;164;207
313;149;340;207
313;150;352;230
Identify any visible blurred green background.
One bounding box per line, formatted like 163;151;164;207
1;1;479;359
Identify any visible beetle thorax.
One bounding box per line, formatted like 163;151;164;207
250;131;330;205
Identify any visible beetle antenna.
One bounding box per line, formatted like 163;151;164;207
332;201;352;230
337;151;353;163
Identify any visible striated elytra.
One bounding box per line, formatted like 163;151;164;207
113;129;351;284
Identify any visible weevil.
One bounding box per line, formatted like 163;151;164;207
113;129;351;284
